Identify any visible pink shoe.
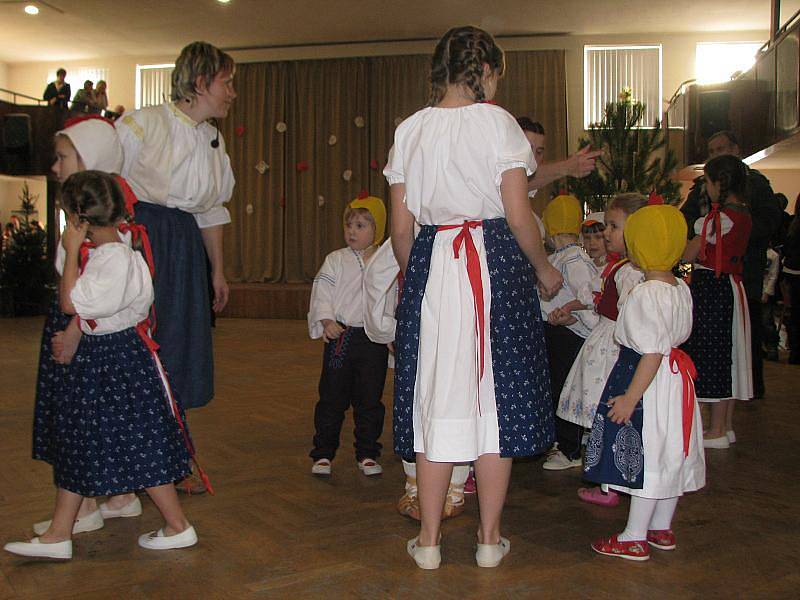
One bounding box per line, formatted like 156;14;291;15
578;487;620;507
464;471;477;494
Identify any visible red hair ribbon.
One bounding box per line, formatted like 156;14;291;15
436;221;485;414
698;202;723;277
357;189;369;200
63;114;116;130
114;176;139;217
648;191;664;205
669;348;698;457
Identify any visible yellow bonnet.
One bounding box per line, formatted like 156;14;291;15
345;195;386;245
624;204;687;271
542;194;582;237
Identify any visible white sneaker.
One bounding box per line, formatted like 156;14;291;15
311;459;332;476
33;509;104;536
703;435;730;449
100;496;142;519
542;450;582;471
476;537;510;567
137;526;197;550
407;536;441;569
726;430;736;444
4;537;72;560
357;458;383;476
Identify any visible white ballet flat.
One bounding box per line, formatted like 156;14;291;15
703;435;730;449
138;526;197;550
407;536;441;569
4;537;72;560
100;496;143;519
476;537;510;567
33;509;104;536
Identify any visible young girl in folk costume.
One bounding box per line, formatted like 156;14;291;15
33;116;145;536
682;155;753;448
363;239;470;521
557;193;647;506
308;195;389;476
584;202;705;561
581;212;607;268
5;172;198;560
385;26;562;569
117;41;236;493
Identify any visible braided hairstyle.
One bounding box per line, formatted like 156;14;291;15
61;170;127;227
704;154;748;208
428;26;505;106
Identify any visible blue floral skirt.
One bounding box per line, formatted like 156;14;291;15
48;327;191;496
393;217;554;459
583;346;645;489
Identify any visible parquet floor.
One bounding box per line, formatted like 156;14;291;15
0;317;798;599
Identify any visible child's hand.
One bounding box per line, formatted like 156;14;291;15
61;215;88;255
606;394;638;425
548;308;577;326
321;319;344;342
52;318;83;364
537;263;563;299
387;342;395;354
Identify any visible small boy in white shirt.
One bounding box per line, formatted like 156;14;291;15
538;194;599;470
307;195;389;477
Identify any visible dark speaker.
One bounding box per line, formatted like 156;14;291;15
698;90;731;139
3;113;32;150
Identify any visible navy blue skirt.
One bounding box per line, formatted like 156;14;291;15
33;296;78;465
583;346;645;489
133;202;214;409
48;327;191;496
393;218;554;459
681;269;734;398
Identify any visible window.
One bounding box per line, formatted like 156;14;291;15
584;45;662;129
46;67;109;97
695;42;762;84
135;64;174;109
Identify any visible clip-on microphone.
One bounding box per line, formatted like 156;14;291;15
210;118;220;148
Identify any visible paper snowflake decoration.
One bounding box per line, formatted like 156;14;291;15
255;161;269;174
276;121;287;133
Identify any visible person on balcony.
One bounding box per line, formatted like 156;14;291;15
43;69;71;109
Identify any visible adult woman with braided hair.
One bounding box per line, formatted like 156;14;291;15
682;154;753;448
385;25;562;569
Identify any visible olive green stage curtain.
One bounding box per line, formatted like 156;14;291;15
221;50;566;283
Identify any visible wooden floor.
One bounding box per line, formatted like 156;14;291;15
0;317;798;599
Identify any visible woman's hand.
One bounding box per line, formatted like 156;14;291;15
321;319;344;342
564;146;603;178
536;263;563;299
61;215;88;255
606;394;638;425
211;269;229;313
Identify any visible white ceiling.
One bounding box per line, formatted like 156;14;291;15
0;0;772;63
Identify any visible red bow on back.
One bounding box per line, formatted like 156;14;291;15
698;202;723;277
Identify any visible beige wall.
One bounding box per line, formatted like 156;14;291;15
0;61;8;93
7;29;768;152
758;169;800;214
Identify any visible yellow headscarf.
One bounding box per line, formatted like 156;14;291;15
624;204;687;271
345;195;386;246
542;194;582;237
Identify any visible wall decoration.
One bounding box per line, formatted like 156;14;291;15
245;203;254;215
354;116;365;128
255;161;269;174
235;125;246;137
328;135;338;146
369;159;379;170
317;195;325;207
342;169;352;181
296;160;310;172
276;121;287;133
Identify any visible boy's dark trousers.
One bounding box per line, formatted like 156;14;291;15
310;327;389;462
544;323;586;461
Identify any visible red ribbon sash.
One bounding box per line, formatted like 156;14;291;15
698;203;724;278
669;348;698;457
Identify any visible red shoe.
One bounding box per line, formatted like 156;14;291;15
578;487;620;507
591;534;650;561
647;529;676;550
464;471;477;494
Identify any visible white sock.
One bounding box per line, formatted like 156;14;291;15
617;496;658;542
451;464;469;485
648;497;679;531
402;460;417;494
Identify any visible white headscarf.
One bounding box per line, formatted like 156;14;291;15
57;116;123;173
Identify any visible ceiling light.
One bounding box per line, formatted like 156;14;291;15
217;0;231;4
24;4;39;14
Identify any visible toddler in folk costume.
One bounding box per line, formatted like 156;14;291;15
583;202;706;562
308;195;390;477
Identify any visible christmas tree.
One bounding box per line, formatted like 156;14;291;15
569;88;680;212
0;182;52;315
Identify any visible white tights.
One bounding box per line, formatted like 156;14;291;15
617;496;679;542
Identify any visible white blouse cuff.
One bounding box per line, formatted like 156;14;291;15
194;206;231;229
385;174;405;185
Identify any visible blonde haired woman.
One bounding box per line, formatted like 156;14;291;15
117;41;236;493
